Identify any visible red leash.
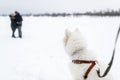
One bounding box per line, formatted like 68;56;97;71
72;60;96;80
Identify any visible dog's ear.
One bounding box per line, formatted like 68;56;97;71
64;29;71;46
65;29;71;37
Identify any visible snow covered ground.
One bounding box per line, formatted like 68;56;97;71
0;16;120;80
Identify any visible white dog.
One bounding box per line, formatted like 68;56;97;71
63;28;113;80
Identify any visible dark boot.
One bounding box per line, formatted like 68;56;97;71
19;35;22;38
12;35;16;38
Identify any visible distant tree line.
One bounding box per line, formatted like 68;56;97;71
84;9;120;16
1;9;120;17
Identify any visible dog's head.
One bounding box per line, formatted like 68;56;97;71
63;28;87;56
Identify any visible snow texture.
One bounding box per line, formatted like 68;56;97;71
0;16;120;80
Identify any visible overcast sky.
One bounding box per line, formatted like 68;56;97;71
0;0;120;14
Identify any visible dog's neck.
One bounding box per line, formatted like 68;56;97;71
72;48;84;56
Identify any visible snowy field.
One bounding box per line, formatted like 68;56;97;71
0;16;120;80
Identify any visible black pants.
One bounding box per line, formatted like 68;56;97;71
11;24;17;37
11;24;22;38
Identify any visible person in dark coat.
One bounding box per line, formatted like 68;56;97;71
9;14;17;38
14;11;23;38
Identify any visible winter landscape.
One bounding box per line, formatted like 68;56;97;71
0;16;120;80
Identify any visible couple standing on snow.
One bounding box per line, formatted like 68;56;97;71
9;11;23;38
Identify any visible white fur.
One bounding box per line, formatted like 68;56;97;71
63;28;113;80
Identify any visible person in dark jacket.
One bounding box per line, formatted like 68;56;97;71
9;14;17;38
14;11;23;38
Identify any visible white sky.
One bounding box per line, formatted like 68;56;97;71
0;0;120;14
